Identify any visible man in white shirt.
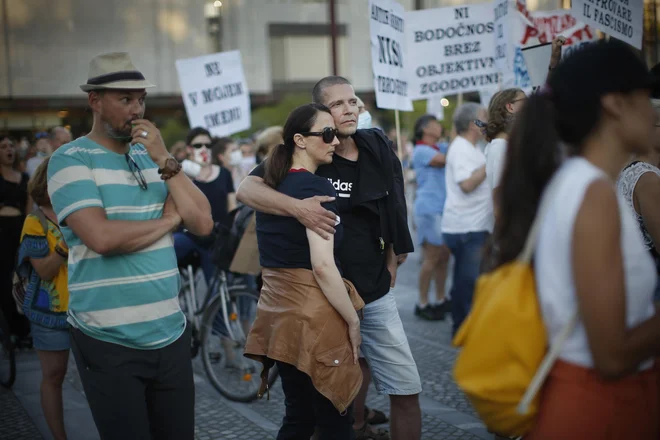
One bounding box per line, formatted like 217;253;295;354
442;102;491;335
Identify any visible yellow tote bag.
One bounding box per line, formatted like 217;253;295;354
452;177;578;438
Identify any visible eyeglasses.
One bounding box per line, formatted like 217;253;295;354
191;143;212;149
511;98;527;103
299;127;339;144
473;119;487;129
35;132;49;139
125;153;148;191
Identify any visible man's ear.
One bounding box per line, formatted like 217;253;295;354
88;91;103;114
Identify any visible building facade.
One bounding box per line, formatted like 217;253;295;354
1;0;653;134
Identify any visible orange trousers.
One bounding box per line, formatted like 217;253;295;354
526;360;659;440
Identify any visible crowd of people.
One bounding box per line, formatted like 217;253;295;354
1;36;660;440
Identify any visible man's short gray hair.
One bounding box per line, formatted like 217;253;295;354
50;126;69;140
453;102;483;135
312;76;352;105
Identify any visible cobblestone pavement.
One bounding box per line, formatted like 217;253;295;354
2;250;492;440
0;385;43;440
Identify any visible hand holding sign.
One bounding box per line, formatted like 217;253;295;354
550;36;566;69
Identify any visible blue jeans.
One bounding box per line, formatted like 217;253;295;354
174;232;214;285
443;231;489;336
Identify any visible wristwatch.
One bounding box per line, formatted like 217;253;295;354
158;157;182;181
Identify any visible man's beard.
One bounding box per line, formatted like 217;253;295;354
103;119;134;143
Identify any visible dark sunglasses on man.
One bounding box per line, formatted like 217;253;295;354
300;127;339;144
190;142;212;149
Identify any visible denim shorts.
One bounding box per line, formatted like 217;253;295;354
359;292;422;395
31;322;70;351
415;213;444;247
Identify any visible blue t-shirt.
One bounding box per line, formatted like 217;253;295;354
256;169;343;272
412;143;448;216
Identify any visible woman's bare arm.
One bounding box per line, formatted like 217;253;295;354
572;180;660;379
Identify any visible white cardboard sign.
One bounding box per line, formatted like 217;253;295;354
405;4;499;99
571;0;642;49
494;0;516;79
176;51;251;137
369;0;413;111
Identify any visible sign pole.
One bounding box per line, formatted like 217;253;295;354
395;109;403;160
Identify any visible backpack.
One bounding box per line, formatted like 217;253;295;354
212;204;255;271
452;174;578;437
11;209;49;315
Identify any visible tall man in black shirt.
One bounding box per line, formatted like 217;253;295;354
237;76;421;440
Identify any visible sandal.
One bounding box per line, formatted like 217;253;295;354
354;422;390;440
364;406;389;425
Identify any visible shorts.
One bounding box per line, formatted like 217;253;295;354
359;292;422;395
31;322;70;351
415;213;444;247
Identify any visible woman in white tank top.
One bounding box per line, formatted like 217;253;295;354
489;40;660;439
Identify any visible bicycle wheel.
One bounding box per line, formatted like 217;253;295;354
0;311;16;388
200;288;278;402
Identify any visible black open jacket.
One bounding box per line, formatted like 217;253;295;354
350;128;414;256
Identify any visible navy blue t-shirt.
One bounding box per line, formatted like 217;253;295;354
256;169;343;272
195;166;235;229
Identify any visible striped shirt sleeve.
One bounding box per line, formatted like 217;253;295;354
47;150;104;224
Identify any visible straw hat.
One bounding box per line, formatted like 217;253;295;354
80;52;155;92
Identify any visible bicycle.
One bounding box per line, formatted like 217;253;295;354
0;308;16;388
177;248;278;403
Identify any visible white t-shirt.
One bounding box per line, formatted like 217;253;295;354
535;158;656;370
441;136;493;234
485;138;507;191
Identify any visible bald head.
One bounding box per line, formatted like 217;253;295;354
50;126;72;151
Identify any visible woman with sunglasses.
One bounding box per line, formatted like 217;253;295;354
245;103;364;440
173;127;237;284
0;134;32;344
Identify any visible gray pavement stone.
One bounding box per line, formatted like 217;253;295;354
0;385;43;440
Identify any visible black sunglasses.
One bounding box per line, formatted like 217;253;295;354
125;153;148;191
300;127;338;144
473;119;487;129
191;142;212;149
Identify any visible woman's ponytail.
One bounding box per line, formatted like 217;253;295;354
263;143;293;188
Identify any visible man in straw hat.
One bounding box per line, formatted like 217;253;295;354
46;52;213;439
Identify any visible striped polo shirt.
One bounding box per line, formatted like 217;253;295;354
47;137;185;349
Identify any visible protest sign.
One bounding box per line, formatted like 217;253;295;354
369;0;413;111
502;3;598;91
572;0;642;49
521;42;553;87
176;51;251;137
494;0;516;77
515;2;598;47
406;4;498;99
